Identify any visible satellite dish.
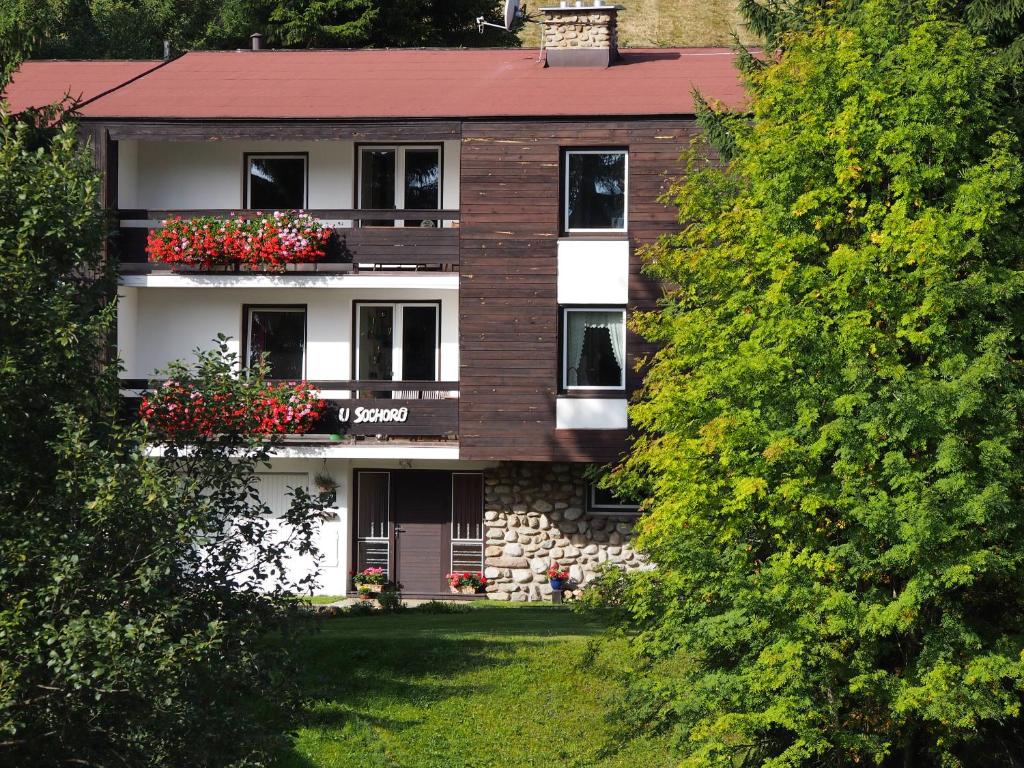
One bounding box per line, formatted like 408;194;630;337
478;0;521;33
504;0;521;30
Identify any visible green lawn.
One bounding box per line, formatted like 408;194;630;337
281;603;676;768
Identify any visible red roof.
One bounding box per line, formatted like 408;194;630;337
76;48;747;120
2;60;164;114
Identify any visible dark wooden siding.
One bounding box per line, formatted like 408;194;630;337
458;118;701;462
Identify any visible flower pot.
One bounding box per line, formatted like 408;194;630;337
549;578;565;591
450;585;478;595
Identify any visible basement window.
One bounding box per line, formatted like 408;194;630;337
245;154;307;210
587;483;641;514
564;149;628;232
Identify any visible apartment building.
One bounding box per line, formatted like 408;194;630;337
4;4;745;598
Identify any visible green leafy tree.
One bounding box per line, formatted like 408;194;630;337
603;2;1024;765
3;0;518;59
0;108;322;766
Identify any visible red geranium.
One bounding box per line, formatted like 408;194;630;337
146;210;332;272
140;379;325;437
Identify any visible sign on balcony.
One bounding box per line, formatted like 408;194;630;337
339;406;409;425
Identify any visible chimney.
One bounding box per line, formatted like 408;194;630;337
541;2;621;68
250;32;264;51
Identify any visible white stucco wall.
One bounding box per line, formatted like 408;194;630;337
118;139;461;212
120;287;458;382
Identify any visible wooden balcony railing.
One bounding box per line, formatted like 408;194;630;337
115;209;460;274
120;379;459;440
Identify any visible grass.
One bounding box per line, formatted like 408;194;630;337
303;595;345;605
519;0;758;48
280;603;677;768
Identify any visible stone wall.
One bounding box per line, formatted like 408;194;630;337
541;9;619;52
482;462;647;601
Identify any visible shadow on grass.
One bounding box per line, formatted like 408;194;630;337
277;605;608;766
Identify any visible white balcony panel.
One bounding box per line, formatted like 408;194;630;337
557;239;630;304
119;273;459;290
555;397;628;430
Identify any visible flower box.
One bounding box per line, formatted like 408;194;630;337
446;571;487;594
147;210;333;272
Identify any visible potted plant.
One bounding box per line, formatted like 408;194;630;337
352;566;387;598
547;563;570;591
446;571;487;595
314;473;338;505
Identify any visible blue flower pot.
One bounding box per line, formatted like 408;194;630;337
549;578;564;591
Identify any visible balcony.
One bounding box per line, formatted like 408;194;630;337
121;379;459;443
115;209;460;274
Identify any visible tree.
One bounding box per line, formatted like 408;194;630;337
603;1;1024;765
0;108;322;766
4;0;518;60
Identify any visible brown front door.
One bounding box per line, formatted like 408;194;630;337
393;470;451;595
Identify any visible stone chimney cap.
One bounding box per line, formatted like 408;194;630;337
540;2;621;67
539;3;624;9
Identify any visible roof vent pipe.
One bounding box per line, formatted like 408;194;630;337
162;40;171;59
250;32;263;51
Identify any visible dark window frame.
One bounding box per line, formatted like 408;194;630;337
586;482;641;515
241;304;308;381
560;305;627;393
351;299;443;383
561;147;629;234
242;152;309;210
354;143;445;224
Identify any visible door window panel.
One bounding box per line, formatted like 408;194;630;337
402;305;439;381
359;149;396;226
247;155;306;210
247;307;306;380
356;472;390;572
357;305;394;382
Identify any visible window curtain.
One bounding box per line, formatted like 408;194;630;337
567;311;624;385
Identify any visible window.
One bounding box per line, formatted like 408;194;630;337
451;474;484;573
358;146;441;226
355;471;390;573
355;303;439;384
564;150;627;232
245;154;307;210
562;308;626;390
246;306;306;380
588;483;641;514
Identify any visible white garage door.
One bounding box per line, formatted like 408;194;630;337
255;473;310;517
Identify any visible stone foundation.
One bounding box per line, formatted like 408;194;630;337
482;462;646;602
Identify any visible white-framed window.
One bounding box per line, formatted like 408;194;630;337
357;145;442;226
587;482;641;515
245;305;306;380
244;153;307;210
355;302;440;383
563;149;628;232
562;307;626;390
